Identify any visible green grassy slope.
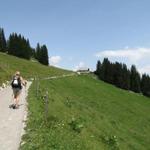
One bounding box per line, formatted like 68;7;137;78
21;75;150;150
0;52;71;84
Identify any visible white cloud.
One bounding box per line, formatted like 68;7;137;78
95;47;150;63
139;65;150;75
49;56;62;66
74;61;88;71
95;47;150;75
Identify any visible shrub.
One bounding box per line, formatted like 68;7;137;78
68;117;84;133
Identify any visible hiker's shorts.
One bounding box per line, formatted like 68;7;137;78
13;88;22;97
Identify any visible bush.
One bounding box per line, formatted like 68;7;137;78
68;117;84;133
101;134;119;150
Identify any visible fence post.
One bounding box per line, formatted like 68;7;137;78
45;90;49;122
36;77;39;97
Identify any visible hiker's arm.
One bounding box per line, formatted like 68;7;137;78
10;75;14;86
20;77;27;87
24;80;27;87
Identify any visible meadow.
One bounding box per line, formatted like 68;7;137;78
0;52;70;84
21;74;150;150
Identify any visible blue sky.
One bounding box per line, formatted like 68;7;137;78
1;0;150;73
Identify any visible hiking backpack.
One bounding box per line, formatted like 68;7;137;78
11;77;22;89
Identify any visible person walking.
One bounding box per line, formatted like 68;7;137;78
11;71;27;109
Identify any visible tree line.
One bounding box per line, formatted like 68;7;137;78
95;58;150;97
0;27;49;65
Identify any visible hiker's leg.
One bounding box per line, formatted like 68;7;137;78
15;94;19;107
13;90;17;105
13;96;16;104
15;91;21;107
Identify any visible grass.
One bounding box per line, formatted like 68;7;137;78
21;74;150;150
2;53;150;149
0;52;71;84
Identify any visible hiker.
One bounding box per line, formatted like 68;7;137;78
11;71;27;109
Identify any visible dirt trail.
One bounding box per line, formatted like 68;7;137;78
0;82;31;150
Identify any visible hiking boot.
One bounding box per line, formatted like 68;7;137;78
12;104;16;109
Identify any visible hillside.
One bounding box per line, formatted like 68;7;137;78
0;52;71;84
21;74;150;150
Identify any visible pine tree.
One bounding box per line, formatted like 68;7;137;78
95;59;150;96
43;45;49;65
122;64;130;90
100;58;111;82
94;58;150;97
113;62;123;88
141;74;150;96
95;60;101;78
8;33;31;59
35;43;49;65
8;33;16;55
130;65;141;93
108;63;115;84
0;28;7;52
23;38;31;59
35;43;41;60
39;45;49;65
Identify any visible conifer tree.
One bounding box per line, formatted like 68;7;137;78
130;65;141;93
95;58;150;96
39;45;49;65
100;58;110;82
113;62;123;88
141;74;150;96
35;43;49;65
122;64;130;90
8;33;31;59
95;60;101;78
108;63;114;84
0;28;7;52
35;43;41;60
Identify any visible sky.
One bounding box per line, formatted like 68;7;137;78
1;0;150;74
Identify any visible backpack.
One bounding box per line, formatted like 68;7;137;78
11;76;22;89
